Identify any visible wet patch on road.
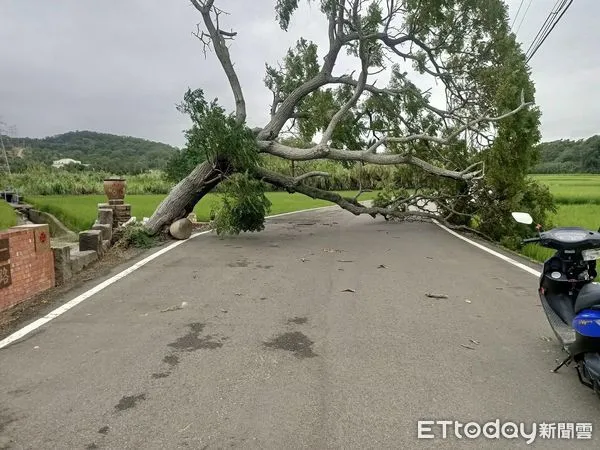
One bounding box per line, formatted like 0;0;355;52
287;316;308;325
115;393;146;412
167;323;224;352
227;259;249;267
163;354;179;366
151;324;226;381
6;388;28;397
150;354;180;380
0;408;18;435
264;331;317;359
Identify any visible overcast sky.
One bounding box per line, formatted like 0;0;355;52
0;0;596;148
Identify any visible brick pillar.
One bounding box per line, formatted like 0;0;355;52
0;224;55;312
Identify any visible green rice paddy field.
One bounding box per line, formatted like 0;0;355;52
519;175;600;261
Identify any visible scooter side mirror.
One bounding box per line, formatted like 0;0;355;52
511;212;533;225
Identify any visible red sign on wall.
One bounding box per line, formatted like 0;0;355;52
34;228;51;253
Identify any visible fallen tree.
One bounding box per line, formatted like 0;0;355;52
146;0;555;244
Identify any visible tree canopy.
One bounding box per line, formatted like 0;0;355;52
146;0;556;244
532;136;600;174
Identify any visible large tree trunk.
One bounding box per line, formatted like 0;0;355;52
145;159;230;235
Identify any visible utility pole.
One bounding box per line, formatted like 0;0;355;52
0;120;11;176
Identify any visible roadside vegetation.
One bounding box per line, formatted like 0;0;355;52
0;200;18;230
521;174;600;262
24;190;379;233
4;134;599;260
7;170;600;262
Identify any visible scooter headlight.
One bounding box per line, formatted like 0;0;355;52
582;248;600;261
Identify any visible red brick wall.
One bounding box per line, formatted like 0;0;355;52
0;224;55;312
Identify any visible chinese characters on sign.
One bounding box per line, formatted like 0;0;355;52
0;262;11;289
0;238;12;289
0;238;9;262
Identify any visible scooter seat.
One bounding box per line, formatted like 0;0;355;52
574;283;600;314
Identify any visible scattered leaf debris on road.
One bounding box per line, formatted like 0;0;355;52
160;302;188;313
426;293;448;299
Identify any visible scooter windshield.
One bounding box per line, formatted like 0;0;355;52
551;229;590;242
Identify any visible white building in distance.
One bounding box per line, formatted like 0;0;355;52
51;158;88;169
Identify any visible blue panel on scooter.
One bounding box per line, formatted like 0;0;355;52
573;309;600;338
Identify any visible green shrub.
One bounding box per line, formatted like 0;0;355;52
211;173;272;235
117;224;158;249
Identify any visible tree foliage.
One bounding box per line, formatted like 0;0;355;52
165;89;259;182
211;173;272;235
532;136;600;173
148;0;556;242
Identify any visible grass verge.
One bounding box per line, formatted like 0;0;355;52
0;200;18;231
26;191;379;232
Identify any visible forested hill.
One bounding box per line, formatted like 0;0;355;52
533;135;600;173
4;130;599;175
3;130;179;174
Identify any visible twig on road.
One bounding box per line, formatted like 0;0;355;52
426;293;448;299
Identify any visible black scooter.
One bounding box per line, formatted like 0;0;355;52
512;212;600;397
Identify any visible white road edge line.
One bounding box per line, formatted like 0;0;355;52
0;205;338;349
432;219;542;278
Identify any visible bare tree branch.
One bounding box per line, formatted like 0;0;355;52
257;2;352;140
256;166;494;240
257;91;528;181
293;171;331;184
258;140;483;180
320;46;370;145
255;166;439;222
219;30;237;38
363;91;531;149
191;0;246;124
327;75;473;120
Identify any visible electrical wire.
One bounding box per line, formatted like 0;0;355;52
524;0;563;58
511;0;526;31
515;0;534;35
525;0;573;63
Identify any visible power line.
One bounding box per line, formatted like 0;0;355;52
511;0;526;31
525;0;573;63
524;0;563;58
515;0;534;35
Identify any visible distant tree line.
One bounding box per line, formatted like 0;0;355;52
5;130;599;178
532;135;600;173
3;130;178;175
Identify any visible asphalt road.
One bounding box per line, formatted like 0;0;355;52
1;208;600;449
